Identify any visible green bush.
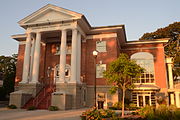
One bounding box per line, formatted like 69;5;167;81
27;106;36;110
48;106;59;111
82;107;115;120
138;105;180;120
174;110;180;120
8;104;17;109
129;103;138;110
138;106;155;119
112;101;139;110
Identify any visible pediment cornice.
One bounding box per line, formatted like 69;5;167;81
18;4;83;27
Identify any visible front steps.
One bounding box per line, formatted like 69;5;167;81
23;86;54;109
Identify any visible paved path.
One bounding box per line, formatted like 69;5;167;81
0;108;87;120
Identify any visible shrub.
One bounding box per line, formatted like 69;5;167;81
138;106;155;119
48;106;59;111
27;106;36;110
8;104;17;109
174;110;180;120
82;107;115;120
113;102;122;110
138;105;180;120
112;101;139;110
129;103;138;110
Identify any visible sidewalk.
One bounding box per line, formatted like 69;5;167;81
0;108;87;120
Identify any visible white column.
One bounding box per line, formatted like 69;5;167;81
21;32;32;83
58;29;67;83
166;58;174;89
175;92;180;108
29;37;35;82
70;29;78;83
170;93;175;105
77;32;81;84
31;32;41;83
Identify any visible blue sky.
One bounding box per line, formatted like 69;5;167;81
0;0;179;56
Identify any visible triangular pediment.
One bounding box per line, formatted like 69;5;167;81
18;4;83;26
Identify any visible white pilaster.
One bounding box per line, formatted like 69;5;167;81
31;32;41;83
21;32;32;83
175;92;180;108
29;37;35;82
166;58;174;89
70;29;78;83
58;29;67;83
77;32;81;84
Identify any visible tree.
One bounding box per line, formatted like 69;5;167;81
0;54;17;100
139;22;180;40
104;53;144;117
139;22;180;81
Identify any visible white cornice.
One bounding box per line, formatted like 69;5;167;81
18;4;83;27
86;33;117;39
11;34;26;41
126;39;169;45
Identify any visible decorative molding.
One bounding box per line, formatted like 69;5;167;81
86;33;117;39
125;39;168;45
121;47;164;50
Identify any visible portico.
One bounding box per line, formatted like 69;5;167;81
21;27;82;84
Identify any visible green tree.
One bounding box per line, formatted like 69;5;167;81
104;53;144;117
139;22;180;81
0;54;17;100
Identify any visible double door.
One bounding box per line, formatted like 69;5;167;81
137;94;151;107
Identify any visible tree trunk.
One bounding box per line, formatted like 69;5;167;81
122;88;126;118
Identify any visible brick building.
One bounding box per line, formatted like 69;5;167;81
10;4;180;109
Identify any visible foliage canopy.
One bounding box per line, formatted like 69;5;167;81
0;54;17;100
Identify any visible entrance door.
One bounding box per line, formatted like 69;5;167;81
137;94;151;107
138;96;144;107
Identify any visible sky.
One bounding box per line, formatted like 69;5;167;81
0;0;179;56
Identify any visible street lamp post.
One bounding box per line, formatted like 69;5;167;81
93;50;98;107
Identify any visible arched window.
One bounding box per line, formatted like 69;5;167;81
54;64;71;79
131;52;155;83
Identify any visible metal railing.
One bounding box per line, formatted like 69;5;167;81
33;83;56;108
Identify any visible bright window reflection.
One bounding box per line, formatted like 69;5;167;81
131;52;155;83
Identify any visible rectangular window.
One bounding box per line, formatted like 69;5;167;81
96;64;106;78
55;44;71;55
134;59;155;83
96;41;106;52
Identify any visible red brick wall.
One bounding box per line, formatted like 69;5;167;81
15;44;25;84
85;37;118;85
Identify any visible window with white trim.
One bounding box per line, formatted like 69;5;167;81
96;64;106;78
131;52;155;83
55;44;71;54
54;64;71;79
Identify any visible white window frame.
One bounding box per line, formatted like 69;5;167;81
96;64;106;78
131;52;155;84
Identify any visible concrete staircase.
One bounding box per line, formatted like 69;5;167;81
23;85;55;109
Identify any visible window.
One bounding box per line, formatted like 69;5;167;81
96;41;106;52
54;64;71;79
131;52;155;83
96;64;106;78
55;44;71;54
